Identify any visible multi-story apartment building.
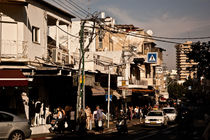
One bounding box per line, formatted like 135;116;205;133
0;0;76;127
175;41;197;82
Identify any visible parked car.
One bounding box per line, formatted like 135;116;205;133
144;110;168;127
162;107;177;122
0;111;31;140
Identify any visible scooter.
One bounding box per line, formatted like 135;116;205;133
49;113;64;134
116;114;128;134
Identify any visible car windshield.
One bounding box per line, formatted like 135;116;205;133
147;112;163;116
163;109;175;113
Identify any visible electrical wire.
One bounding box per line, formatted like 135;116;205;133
67;0;92;16
59;0;87;18
51;0;210;44
52;0;84;19
56;25;80;39
65;0;90;17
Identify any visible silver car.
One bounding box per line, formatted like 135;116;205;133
0;111;31;140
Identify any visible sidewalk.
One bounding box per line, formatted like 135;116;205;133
30;118;143;136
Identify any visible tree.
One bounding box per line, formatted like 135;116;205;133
187;41;210;80
168;82;187;99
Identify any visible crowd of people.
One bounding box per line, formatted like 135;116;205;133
49;104;166;134
49;105;105;134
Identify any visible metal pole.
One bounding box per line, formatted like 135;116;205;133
107;66;111;128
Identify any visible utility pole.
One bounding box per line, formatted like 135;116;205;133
0;13;3;63
76;21;85;120
107;65;111;128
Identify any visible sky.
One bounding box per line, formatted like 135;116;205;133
47;0;210;70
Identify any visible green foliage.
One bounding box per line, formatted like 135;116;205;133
187;41;210;80
168;82;187;99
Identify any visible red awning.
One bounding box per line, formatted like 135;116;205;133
0;70;28;87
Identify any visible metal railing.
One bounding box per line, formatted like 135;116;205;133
129;78;148;86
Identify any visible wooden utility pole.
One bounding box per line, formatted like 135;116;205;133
76;21;85;120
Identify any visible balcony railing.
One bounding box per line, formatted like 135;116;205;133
1;40;28;59
129;78;148;86
94;54;113;72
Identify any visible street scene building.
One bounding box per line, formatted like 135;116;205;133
0;0;76;128
0;0;210;140
175;41;197;82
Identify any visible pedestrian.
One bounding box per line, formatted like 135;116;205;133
64;105;71;131
96;105;103;133
134;106;139;119
129;106;134;120
93;107;98;130
139;107;143;124
57;106;65;133
85;106;92;130
69;106;76;131
78;108;86;133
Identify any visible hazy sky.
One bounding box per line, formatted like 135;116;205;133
46;0;210;70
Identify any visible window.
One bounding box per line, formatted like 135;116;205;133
99;37;103;49
32;26;40;43
0;113;13;122
109;37;113;51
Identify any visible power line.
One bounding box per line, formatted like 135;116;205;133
56;25;80;39
52;0;84;19
68;0;92;16
51;0;210;44
60;0;87;18
65;0;90;17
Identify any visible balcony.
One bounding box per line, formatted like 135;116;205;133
1;40;28;60
94;54;113;73
47;44;73;65
128;78;148;88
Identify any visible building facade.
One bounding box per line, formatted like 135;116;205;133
175;41;197;82
0;0;76;127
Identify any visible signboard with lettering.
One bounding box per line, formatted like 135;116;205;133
156;66;163;74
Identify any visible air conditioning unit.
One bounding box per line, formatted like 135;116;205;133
52;48;62;63
62;53;69;64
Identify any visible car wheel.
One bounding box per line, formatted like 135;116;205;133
9;131;25;140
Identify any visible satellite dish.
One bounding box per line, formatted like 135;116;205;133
146;30;153;36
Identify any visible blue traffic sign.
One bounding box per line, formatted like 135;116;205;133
147;52;157;63
105;95;112;101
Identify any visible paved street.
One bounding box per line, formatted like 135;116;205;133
27;120;180;140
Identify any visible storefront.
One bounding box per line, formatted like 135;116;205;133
0;70;29;118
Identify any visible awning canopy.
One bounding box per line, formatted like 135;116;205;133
0;70;28;87
132;89;154;92
91;86;105;96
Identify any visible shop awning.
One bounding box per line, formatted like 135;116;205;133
0;70;28;86
91;86;105;96
132;89;154;92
